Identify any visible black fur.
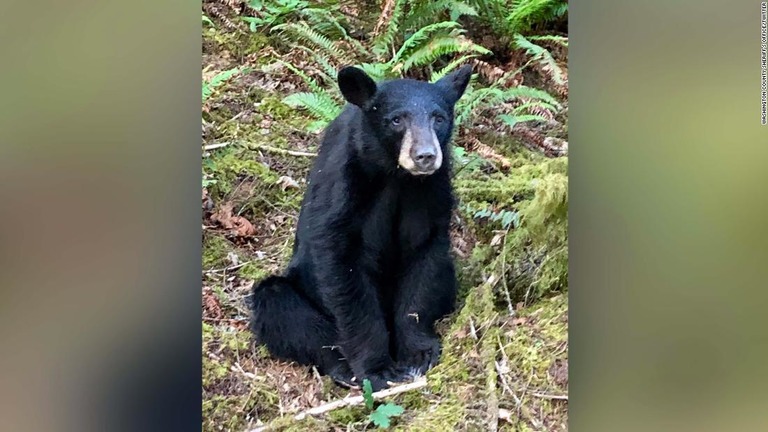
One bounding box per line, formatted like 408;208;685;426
250;65;472;391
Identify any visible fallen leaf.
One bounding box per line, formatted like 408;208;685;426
202;287;222;320
211;203;257;237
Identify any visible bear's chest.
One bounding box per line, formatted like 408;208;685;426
359;182;433;265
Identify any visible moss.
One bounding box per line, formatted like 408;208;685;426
203;235;237;269
204;147;279;198
454;154;568;304
239;261;271;281
203;394;254;432
327;405;367;425
203;26;270;59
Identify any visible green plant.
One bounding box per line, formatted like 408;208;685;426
202;66;249;103
362;379;405;429
472;206;520;229
470;0;568;36
456;156;568;303
455;70;560;128
452;146;485;177
272;0;491;131
242;0;309;31
513;33;567;86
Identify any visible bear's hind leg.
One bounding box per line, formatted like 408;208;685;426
250;276;354;386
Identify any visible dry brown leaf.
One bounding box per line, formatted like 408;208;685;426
202;287;223;320
211;203;257;237
465;136;512;169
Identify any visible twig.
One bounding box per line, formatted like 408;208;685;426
246;142;317;157
531;392;568;400
245;378;427;432
203;142;230;151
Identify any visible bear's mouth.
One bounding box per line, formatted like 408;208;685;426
405;167;437;176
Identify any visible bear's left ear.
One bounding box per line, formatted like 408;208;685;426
435;64;473;104
338;66;377;108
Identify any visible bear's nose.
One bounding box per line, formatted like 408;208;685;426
413;149;436;169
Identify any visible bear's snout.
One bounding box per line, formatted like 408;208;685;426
398;124;443;175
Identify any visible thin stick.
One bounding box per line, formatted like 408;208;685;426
246;142;317;157
531;392;568;400
246;378;427;432
203;142;230;151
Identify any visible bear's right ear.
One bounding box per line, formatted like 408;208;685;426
338;66;377;108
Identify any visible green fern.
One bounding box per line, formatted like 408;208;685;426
400;34;491;72
498;113;547;129
391;21;462;64
202;67;248;103
527;34;568;47
456;83;559;127
513;34;565;85
507;0;567;33
272;22;352;63
468;0;567;36
276;60;326;95
282;92;342;126
403;0;478;30
430;54;476;82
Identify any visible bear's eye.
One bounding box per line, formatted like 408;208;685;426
434;115;445;124
391;117;401;126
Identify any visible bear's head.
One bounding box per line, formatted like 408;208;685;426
337;65;472;176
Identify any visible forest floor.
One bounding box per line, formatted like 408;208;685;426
202;8;568;432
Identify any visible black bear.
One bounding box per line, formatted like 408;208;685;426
250;65;472;391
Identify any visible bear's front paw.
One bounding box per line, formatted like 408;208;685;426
397;336;441;376
357;365;413;392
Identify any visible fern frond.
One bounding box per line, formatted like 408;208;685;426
202;67;247;102
430;55;475;82
527;35;568;47
404;0;478;29
447;1;479;21
294;47;338;85
300;7;349;40
513;34;566;85
272;22;350;63
496;85;560;107
357;63;393;81
512;100;558;116
276;60;325;95
391;21;461;65
400;35;491;72
498;113;548;129
507;0;566;33
282;92;342;123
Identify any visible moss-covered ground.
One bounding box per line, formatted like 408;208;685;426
202;6;568;431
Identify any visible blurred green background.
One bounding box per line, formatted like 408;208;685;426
571;1;768;430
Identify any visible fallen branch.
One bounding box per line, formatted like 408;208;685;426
246;377;427;432
246;143;317;157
